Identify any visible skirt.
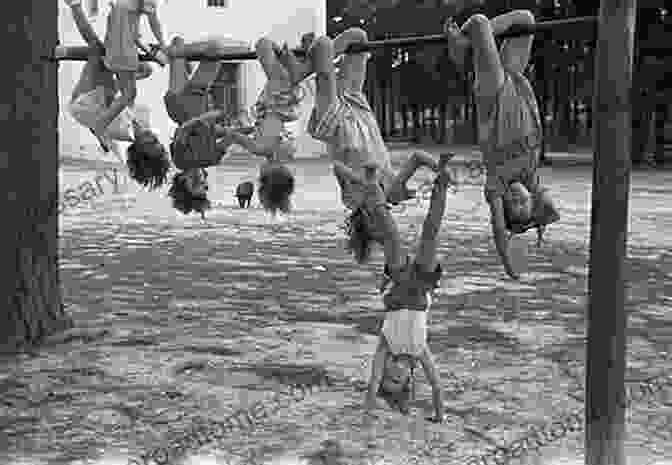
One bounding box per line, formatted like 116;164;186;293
69;87;135;141
164;84;210;125
307;89;394;209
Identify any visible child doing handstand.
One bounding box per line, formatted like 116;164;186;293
64;0;170;189
92;0;168;149
360;153;453;422
443;7;560;279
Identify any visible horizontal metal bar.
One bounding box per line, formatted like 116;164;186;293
47;16;599;62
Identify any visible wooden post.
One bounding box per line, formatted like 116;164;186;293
0;0;72;352
585;0;636;464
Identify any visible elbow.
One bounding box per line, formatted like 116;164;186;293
516;10;536;26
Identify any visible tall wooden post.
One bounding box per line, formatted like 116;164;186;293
585;0;636;464
0;0;71;352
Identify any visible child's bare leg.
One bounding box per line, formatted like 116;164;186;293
168;37;192;94
386;151;453;204
491;10;535;74
414;154;453;270
68;3;111;100
333;27;369;94
256;37;291;87
94;70;136;138
69;3;103;48
362;166;406;271
458;14;505;98
307;35;338;123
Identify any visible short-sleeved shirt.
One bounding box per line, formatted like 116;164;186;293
104;0;158;72
476;69;543;203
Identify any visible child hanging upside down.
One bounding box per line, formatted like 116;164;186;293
443;8;560;279
152;36;244;218
91;0;168;150
64;0;170;190
283;27;448;264
177;34;315;216
361;153;454;422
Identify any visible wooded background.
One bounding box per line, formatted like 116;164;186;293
327;0;670;164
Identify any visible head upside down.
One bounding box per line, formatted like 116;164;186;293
125;127;171;190
168;168;211;218
257;160;295;215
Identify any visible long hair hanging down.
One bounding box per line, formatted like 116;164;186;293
257;161;295;215
167;172;211;217
344;208;375;264
126;139;171;190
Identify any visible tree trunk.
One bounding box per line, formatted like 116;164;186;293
654;96;668;165
0;0;72;353
585;0;635;463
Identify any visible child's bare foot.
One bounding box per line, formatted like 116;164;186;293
443;20;470;66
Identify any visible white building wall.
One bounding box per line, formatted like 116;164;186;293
58;0;326;161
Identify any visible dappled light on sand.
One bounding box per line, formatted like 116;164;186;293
1;158;671;465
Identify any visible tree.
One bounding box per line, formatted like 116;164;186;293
0;0;72;353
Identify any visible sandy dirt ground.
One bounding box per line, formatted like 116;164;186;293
0;149;671;465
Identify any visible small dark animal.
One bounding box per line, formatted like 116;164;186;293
235;181;254;208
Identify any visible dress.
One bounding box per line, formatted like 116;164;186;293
104;0;158;72
68;86;135;141
250;80;304;161
164;83;210;125
477;68;542;203
380;259;442;358
307;88;395;210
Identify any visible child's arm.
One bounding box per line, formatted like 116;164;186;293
365;336;389;412
182;109;229;130
488;197;520;280
418;347;444;422
332;160;365;186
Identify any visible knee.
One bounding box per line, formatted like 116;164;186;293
345;27;368;43
311;36;334;56
170;36;185;46
467;14;491;33
255;37;275;53
517;10;535;25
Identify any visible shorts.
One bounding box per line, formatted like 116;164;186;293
164;85;210;125
381;309;428;358
307;89;394;210
68;87;135;141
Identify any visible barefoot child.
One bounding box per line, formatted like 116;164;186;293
64;0;170;189
156;36;244;217
93;0;168;148
288;28;448;264
363;154;453;422
176;34;315;216
443;8;560;279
